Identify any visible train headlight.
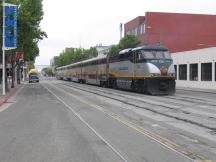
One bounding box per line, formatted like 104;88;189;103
168;73;175;77
160;66;168;74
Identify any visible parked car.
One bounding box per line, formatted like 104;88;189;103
29;75;39;83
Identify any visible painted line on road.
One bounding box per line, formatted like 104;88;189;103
43;84;128;162
57;83;212;162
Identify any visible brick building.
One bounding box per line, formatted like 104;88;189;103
124;12;216;89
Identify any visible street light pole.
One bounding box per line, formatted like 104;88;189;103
119;23;123;40
2;0;6;95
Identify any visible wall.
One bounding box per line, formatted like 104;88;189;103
124;16;145;34
124;12;216;53
172;47;216;89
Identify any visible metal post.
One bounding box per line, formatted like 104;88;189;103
119;23;123;40
19;67;21;83
22;65;24;81
2;0;5;95
15;66;17;85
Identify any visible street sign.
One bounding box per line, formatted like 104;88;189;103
2;2;18;95
5;4;18;49
17;52;24;60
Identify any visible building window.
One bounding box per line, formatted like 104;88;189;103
174;65;177;80
179;64;187;80
190;64;198;81
134;28;138;36
126;31;131;35
201;63;212;81
139;22;145;34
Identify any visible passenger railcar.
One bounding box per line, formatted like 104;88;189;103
56;45;176;95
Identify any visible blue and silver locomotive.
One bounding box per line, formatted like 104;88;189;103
56;45;176;95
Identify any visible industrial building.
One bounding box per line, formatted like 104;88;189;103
124;12;216;89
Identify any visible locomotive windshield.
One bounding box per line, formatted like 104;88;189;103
140;50;171;59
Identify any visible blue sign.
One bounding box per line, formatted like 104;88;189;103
5;5;18;49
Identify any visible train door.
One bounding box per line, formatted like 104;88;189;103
133;51;138;78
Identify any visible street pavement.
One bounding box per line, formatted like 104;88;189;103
0;83;122;162
0;79;215;162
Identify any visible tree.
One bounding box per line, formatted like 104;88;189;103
17;0;47;62
56;47;98;67
42;67;53;76
0;0;47;88
119;35;140;49
0;0;47;61
108;35;140;56
27;61;35;71
83;47;98;59
107;45;120;56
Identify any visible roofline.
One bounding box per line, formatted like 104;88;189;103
146;11;216;17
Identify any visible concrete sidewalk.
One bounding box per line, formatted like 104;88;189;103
176;86;216;94
0;83;23;106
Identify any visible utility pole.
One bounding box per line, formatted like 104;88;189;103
120;23;123;40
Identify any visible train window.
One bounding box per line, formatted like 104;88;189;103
138;51;142;60
142;51;154;59
98;59;105;64
154;51;164;59
163;51;172;59
201;63;212;81
179;64;187;80
125;53;131;60
141;50;171;59
109;55;118;62
215;62;216;82
119;53;130;61
190;64;198;81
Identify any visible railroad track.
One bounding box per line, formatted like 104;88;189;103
57;81;216;132
58;81;216;109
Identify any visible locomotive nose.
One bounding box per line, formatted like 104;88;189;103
160;66;168;75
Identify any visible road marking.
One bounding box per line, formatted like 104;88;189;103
43;84;128;162
56;83;212;162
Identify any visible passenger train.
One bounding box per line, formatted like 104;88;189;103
56;45;176;95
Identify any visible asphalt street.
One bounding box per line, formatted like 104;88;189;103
0;79;215;162
0;83;122;162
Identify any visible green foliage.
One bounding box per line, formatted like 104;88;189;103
56;33;140;66
119;35;140;49
42;67;53;76
17;0;47;61
0;0;47;64
108;35;140;56
107;45;120;56
27;61;35;70
56;47;98;67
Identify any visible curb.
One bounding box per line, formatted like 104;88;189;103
176;87;216;94
0;85;23;107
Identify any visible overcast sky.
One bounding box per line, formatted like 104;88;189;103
35;0;216;66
